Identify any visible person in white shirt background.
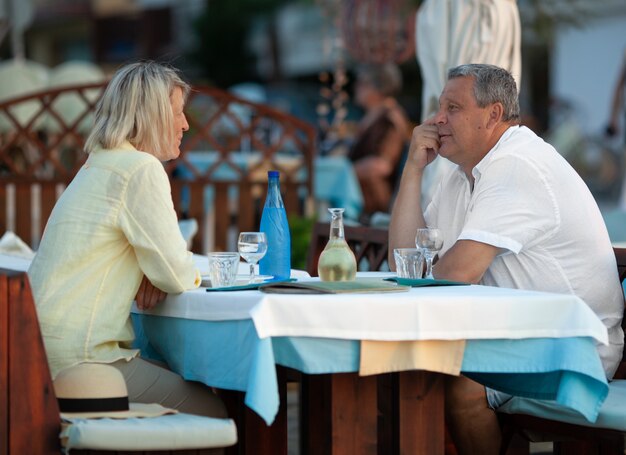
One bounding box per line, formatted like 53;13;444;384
389;63;624;455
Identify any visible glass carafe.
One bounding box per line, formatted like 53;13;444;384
318;208;357;281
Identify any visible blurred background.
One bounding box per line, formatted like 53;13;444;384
1;0;626;233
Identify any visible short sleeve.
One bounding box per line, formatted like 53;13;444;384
459;156;559;254
119;160;200;293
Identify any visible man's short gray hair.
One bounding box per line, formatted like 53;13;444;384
85;61;190;160
447;64;520;122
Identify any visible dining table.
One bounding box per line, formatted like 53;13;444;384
131;260;610;455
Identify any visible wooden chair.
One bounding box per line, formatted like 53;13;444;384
498;247;626;455
0;270;235;454
306;222;389;276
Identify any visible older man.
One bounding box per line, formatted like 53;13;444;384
389;64;624;454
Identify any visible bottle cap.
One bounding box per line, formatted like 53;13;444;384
268;170;280;178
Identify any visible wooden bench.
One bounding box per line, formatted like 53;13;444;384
0;270;231;454
0;83;315;254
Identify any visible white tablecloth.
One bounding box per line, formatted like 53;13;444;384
0;253;31;272
138;271;608;345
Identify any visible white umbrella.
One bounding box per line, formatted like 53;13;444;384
416;0;522;203
0;58;49;133
45;61;106;134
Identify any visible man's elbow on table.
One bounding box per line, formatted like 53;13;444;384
433;240;499;284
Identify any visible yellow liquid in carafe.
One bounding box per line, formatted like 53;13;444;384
318;239;357;281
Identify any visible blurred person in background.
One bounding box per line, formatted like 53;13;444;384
348;63;410;218
28;61;227;420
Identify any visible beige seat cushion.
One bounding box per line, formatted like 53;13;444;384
60;413;237;452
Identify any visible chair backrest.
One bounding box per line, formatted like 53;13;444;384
0;270;235;455
614;247;626;283
306;222;389;276
614;247;626;379
0;83;316;253
0;270;61;454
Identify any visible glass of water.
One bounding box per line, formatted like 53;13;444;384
393;248;423;279
415;228;444;279
238;232;268;283
207;252;240;288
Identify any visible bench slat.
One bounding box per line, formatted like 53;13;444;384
39;182;59;240
0;275;7;455
14;183;32;247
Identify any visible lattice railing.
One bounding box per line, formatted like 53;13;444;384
0;83;316;252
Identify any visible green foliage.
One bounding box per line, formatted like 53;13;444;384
288;214;316;271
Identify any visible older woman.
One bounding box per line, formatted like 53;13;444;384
28;62;226;418
349;63;410;216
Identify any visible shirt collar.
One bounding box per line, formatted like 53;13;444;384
93;140;138;153
471;125;519;182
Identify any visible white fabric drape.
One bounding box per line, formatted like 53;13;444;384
416;0;522;204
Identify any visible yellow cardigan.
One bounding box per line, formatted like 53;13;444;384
29;141;200;378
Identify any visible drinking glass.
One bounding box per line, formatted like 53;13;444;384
207;252;240;288
393;248;423;279
415;228;444;279
238;232;268;283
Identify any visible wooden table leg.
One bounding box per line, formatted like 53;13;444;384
398;371;445;455
331;373;378;454
220;368;288;455
301;373;378;455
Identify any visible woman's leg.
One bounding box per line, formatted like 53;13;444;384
112;357;227;418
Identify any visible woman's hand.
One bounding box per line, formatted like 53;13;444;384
135;276;167;310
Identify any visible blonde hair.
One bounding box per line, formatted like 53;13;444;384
85;61;190;160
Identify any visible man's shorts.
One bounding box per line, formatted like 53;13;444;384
486;387;513;410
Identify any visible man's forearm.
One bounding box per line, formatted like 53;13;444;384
388;165;427;266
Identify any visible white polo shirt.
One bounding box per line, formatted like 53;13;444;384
425;126;624;378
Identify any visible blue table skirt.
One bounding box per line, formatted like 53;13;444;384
131;314;608;426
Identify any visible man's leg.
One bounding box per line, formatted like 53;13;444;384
445;375;502;455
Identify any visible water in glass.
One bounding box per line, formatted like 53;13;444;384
415;228;443;279
238;232;268;283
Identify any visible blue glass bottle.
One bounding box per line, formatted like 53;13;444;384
259;170;291;280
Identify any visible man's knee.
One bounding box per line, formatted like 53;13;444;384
445;375;490;416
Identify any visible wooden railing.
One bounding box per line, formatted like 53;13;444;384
0;83;316;253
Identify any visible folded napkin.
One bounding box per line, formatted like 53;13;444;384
260;278;409;294
360;339;466;376
206;278;296;292
385;277;469;287
0;231;35;259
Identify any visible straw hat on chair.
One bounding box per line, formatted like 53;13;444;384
54;363;238;452
54;362;176;419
